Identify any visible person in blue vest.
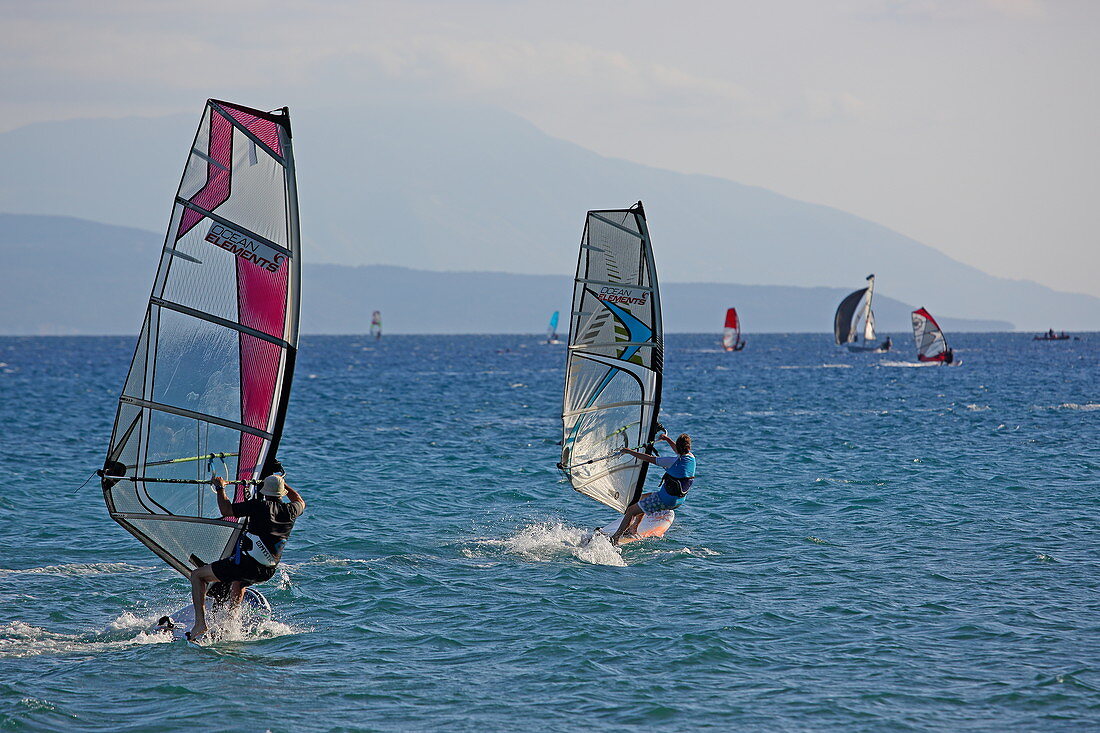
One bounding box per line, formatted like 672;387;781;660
609;432;696;545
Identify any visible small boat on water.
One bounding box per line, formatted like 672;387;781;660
1034;329;1073;341
722;308;746;351
834;274;891;352
911;307;955;364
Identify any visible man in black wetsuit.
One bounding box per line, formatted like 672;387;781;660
187;474;305;640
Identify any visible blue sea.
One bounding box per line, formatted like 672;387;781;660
1;333;1098;732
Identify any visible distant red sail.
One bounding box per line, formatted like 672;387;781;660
912;307;949;362
722;307;743;350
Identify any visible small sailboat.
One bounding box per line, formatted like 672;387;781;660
835;274;891;352
97;100;300;623
558;202;671;542
722;308;746;351
911;308;954;364
546;310;561;344
370;310;382;340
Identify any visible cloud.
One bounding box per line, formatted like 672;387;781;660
339;37;758;116
804;90;873;122
980;0;1045;18
854;0;1046;22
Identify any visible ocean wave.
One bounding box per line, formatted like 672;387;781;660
472;521;626;567
651;547;719;558
0;620;171;658
0;562;154;577
0;602;309;657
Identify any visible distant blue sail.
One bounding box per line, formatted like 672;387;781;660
547;311;560;341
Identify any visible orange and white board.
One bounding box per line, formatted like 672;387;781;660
600;510;675;544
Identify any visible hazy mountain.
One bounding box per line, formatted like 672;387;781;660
0;103;1094;329
0;214;1009;335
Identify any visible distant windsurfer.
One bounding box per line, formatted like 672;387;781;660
609;433;696;545
187;475;305;641
882;336;892;351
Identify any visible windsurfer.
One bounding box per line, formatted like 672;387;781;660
882;336;892;351
187;475;305;640
609;433;696;545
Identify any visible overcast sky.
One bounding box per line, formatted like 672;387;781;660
2;0;1098;297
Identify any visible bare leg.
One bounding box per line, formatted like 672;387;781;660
188;565;219;640
227;581;247;619
618;493;651;538
610;502;645;544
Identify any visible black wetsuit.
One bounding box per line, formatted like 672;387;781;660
210;498;304;586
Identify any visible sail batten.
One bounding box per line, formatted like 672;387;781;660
101;100;300;578
560;203;663;514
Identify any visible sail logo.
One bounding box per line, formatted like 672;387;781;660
205;223;286;273
596;286;648;307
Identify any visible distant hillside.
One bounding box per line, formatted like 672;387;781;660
0;103;1095;329
0;214;1009;335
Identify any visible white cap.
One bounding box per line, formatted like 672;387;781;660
259;475;287;497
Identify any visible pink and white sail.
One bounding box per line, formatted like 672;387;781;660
100;100;300;577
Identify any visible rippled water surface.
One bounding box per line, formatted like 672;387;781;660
1;333;1098;731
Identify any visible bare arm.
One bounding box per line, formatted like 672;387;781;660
620;448;658;464
285;484;306;510
658;434;676;448
211;477;235;516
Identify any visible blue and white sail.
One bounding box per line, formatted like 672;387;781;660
559;202;663;513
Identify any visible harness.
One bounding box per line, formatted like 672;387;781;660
232;498;288;567
240;532;281;567
660;474;695;498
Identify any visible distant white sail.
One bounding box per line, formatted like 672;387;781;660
861;274;877;342
835;274;883;349
370;310;382;340
864;309;876;342
559;202;662;513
